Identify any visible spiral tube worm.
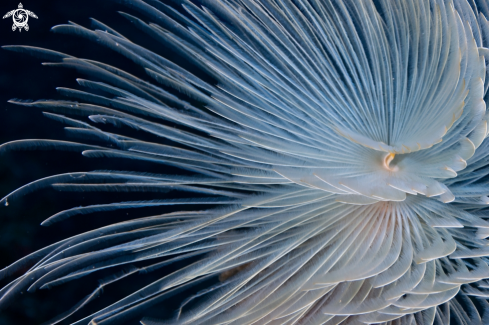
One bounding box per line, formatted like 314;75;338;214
2;0;489;324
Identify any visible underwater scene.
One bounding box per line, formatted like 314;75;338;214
2;0;489;324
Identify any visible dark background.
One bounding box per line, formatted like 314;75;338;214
0;0;209;324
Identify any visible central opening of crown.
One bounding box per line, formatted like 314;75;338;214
383;153;399;172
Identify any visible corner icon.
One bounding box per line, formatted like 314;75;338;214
3;3;38;32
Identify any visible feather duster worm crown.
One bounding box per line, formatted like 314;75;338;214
2;0;489;324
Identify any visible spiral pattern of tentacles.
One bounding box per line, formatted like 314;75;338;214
3;0;489;324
